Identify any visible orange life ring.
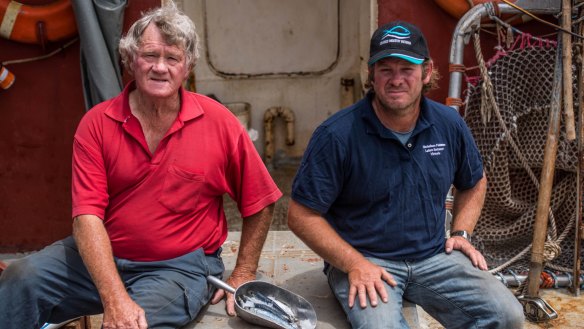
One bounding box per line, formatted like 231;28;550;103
434;0;528;25
0;0;77;44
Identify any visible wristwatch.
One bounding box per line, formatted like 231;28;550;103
450;230;471;242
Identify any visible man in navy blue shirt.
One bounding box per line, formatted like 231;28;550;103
288;21;524;328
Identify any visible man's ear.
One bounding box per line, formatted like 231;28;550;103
422;60;433;84
126;59;135;77
184;67;193;81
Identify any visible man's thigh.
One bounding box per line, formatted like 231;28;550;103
405;251;524;329
122;248;224;329
326;265;411;329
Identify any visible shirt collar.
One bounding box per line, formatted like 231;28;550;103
362;92;432;139
104;81;204;123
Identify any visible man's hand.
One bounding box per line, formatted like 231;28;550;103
210;269;256;316
445;236;488;270
346;258;396;309
73;215;147;328
101;296;147;329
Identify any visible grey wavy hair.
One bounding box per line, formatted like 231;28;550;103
118;1;199;71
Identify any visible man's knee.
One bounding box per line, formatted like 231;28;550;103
132;274;210;327
0;258;43;290
478;295;524;329
345;302;409;329
499;298;525;329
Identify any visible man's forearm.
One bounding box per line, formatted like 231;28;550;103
287;199;366;273
72;215;130;307
451;174;487;233
232;205;275;276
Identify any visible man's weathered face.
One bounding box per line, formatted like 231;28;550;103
131;23;189;99
371;57;431;114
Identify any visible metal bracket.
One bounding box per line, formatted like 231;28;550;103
517;295;559;323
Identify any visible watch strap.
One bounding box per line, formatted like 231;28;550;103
450;230;471;241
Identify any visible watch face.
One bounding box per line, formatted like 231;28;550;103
451;231;470;240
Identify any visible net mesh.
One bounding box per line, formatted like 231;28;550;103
462;32;582;274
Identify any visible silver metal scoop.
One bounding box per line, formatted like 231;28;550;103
207;275;317;329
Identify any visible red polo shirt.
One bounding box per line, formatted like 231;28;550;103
72;82;282;261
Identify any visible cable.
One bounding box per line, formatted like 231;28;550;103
500;0;584;39
1;38;78;66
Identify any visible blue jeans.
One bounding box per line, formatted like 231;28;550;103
327;251;524;329
0;236;224;329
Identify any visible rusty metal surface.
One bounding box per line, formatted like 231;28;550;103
419;288;584;329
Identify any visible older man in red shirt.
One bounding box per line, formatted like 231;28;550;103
0;3;281;329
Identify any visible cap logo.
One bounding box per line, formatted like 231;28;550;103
380;25;412;46
369;22;427;65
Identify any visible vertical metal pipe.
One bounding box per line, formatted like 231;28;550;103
264;107;295;169
340;77;355;109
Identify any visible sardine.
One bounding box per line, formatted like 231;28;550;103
245;305;300;329
238;293;300;329
250;290;298;323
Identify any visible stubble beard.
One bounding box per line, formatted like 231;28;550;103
376;92;421;117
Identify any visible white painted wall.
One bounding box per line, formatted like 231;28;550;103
181;0;375;160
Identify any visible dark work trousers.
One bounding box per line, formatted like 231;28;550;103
0;236;224;329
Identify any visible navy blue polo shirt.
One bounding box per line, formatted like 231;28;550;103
291;93;483;261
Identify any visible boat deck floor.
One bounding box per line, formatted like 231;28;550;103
3;231;578;329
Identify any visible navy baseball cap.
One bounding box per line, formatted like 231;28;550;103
368;21;429;65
